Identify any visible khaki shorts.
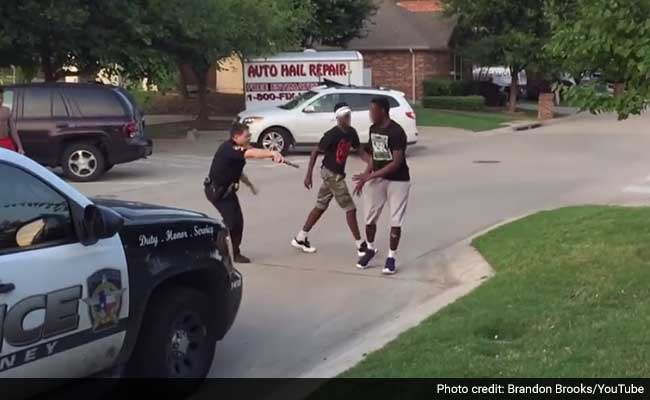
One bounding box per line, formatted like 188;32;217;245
364;178;411;227
315;167;356;212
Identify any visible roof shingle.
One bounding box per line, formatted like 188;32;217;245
345;0;456;51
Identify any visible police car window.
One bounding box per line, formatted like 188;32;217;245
310;94;341;113
66;88;126;117
0;164;76;253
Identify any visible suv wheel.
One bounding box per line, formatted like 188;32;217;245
259;127;291;155
130;286;217;378
61;143;106;182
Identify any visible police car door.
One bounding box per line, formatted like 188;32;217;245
0;162;129;378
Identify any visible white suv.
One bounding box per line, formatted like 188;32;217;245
238;86;419;154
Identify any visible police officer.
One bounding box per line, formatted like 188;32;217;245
205;122;284;263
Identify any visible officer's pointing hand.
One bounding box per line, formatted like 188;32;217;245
272;151;284;164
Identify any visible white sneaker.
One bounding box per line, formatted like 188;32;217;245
291;237;316;253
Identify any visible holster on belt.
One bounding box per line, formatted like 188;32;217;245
204;177;237;203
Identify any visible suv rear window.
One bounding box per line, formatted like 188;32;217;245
341;93;400;111
66;88;126;117
2;89;14;112
23;88;51;118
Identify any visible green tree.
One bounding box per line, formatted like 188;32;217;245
547;0;650;119
444;0;549;112
301;0;377;47
0;0;98;81
142;0;309;121
0;0;176;85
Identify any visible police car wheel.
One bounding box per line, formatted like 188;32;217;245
61;142;106;182
259;127;291;155
131;286;217;378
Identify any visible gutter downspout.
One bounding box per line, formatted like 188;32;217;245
409;48;416;102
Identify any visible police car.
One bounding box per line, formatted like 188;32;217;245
0;148;242;380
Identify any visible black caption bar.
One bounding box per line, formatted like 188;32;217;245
3;379;650;400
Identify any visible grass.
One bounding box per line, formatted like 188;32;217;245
338;206;650;378
415;106;536;132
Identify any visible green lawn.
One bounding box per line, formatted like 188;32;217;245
341;206;650;378
415;107;536;132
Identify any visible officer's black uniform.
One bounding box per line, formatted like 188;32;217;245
206;139;247;257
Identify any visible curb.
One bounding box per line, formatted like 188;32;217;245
297;209;552;381
297;239;495;379
481;111;585;135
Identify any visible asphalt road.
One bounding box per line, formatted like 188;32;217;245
72;112;650;378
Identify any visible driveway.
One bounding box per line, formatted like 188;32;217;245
73;112;650;378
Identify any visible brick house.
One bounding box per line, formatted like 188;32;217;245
342;0;460;101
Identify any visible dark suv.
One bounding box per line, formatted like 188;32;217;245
4;83;153;181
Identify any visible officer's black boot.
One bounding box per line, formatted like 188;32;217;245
234;251;251;264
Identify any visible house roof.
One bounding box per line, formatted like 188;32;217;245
345;0;456;51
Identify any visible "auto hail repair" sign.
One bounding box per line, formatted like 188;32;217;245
244;51;364;110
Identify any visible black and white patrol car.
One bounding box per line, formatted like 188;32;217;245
0;148;242;380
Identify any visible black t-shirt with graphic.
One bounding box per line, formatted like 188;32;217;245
367;120;410;181
209;139;247;186
319;126;360;176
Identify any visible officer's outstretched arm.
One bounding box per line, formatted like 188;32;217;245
244;148;284;163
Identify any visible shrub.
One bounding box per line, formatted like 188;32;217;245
424;79;452;96
422;96;486;111
130;90;155;111
424;79;481;97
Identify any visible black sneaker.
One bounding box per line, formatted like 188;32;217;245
356;248;376;270
234;253;251;264
357;241;369;257
383;257;397;275
291;237;317;253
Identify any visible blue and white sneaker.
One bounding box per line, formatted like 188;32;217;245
382;257;397;275
356;248;376;270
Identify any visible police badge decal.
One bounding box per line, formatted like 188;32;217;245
83;269;126;332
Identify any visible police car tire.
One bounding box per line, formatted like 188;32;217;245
61;142;106;182
131;286;217;378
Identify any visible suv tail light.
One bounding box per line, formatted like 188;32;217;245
406;111;416;120
123;121;138;138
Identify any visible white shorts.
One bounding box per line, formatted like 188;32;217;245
364;178;411;227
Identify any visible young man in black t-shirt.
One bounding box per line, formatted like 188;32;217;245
353;97;411;275
207;123;284;263
292;103;368;256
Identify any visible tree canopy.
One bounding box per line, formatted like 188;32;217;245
547;0;650;119
301;0;377;48
443;0;549;112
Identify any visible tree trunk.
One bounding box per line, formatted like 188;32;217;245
40;43;58;82
41;58;57;82
193;65;210;125
178;64;190;98
508;67;519;113
613;82;625;97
